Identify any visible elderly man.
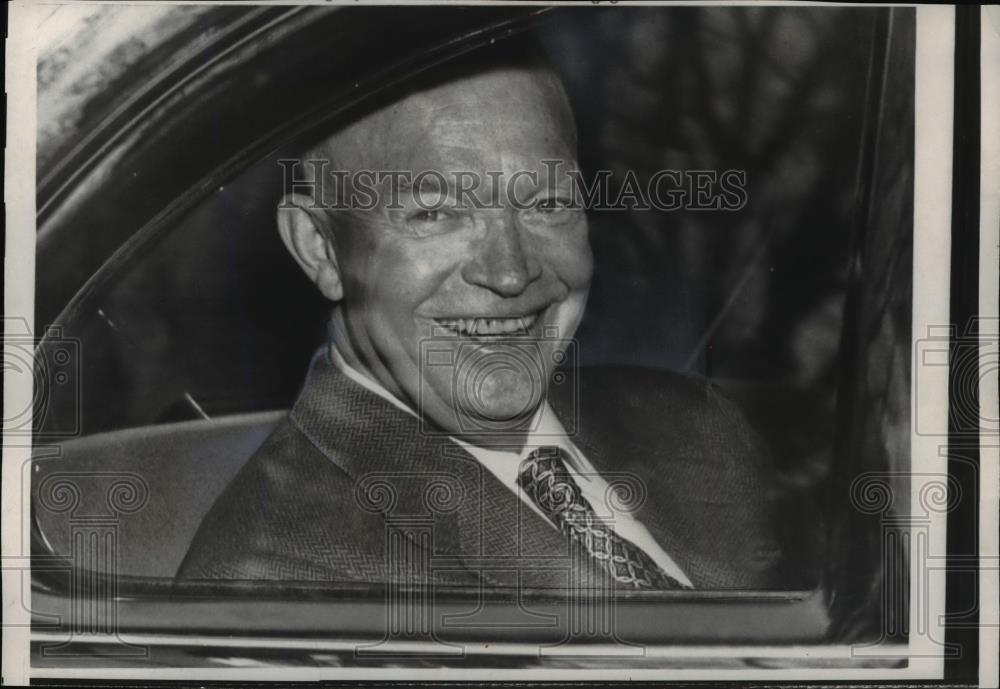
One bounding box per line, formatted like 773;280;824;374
178;51;781;590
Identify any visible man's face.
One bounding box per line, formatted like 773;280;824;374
321;67;592;442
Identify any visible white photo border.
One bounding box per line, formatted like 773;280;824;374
2;1;987;683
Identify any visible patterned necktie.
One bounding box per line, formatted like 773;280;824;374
517;446;692;590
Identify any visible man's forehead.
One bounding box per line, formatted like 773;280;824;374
318;65;576;172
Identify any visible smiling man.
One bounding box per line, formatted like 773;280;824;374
178;51;782;591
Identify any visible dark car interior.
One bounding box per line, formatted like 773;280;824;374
30;4;915;653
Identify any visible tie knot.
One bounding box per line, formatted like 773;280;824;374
517;446;579;516
518;445;570;479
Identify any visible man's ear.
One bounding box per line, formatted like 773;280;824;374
277;193;344;302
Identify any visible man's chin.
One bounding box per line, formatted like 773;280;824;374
453;374;545;431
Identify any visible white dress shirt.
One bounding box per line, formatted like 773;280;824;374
328;343;692;587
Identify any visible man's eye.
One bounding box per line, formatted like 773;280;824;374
409;209;443;223
521;197;581;226
403;208;467;237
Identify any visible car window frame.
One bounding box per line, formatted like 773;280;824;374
30;4;911;653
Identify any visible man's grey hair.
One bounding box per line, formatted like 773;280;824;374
292;38;577;207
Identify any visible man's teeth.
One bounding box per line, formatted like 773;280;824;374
436;314;538;336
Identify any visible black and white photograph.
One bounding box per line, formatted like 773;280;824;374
2;1;997;684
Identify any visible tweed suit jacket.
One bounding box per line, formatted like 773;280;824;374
177;348;784;589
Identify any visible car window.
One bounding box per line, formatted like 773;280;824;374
32;5;913;644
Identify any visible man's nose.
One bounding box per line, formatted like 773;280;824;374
461;211;541;297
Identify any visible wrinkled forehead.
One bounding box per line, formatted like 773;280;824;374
316;65;578;175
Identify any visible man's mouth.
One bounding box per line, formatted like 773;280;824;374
432;312;540;338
